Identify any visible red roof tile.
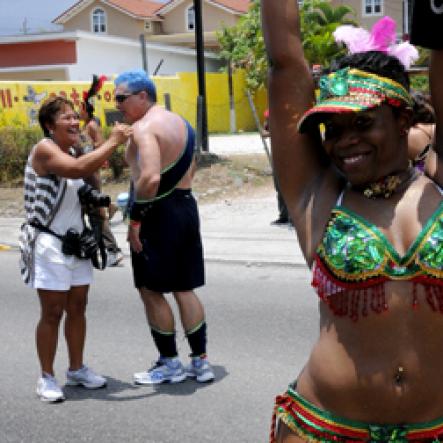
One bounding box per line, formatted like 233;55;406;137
53;0;165;22
210;0;251;14
107;0;165;18
54;0;251;23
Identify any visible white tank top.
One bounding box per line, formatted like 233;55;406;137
35;178;85;267
51;178;84;235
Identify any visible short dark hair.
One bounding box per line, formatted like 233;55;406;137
38;96;74;137
331;51;410;91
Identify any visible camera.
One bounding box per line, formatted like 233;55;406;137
78;228;99;259
61;227;98;260
78;183;111;208
62;228;81;256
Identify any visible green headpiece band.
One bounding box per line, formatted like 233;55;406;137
298;68;412;133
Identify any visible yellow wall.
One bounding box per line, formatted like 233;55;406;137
0;71;267;133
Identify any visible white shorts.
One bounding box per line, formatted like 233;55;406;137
31;252;93;291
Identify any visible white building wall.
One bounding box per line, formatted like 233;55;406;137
66;34;222;80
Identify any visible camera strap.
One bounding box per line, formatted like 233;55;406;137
30;220;104;268
29;221;64;241
86;214;107;270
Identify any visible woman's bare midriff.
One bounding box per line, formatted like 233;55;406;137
296;280;443;424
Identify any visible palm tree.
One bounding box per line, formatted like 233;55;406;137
301;1;357;67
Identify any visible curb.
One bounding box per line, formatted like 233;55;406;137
0;246;306;268
204;257;307;268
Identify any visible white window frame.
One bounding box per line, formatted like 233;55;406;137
186;5;195;32
91;8;107;34
362;0;383;17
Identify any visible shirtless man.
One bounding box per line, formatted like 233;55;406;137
114;70;214;384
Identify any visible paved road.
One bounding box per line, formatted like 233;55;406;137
0;249;318;443
0;132;306;266
0;193;307;267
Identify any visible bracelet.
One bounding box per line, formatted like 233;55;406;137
129;219;141;227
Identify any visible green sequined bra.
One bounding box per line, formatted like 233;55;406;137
312;202;443;321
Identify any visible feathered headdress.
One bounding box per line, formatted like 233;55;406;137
333;16;419;69
82;74;107;104
82;74;107;118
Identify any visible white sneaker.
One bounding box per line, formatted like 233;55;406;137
107;251;124;267
66;365;107;389
134;357;187;385
36;375;65;402
185;356;215;383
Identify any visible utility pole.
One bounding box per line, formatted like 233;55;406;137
139;34;148;74
21;18;29;35
193;0;209;152
227;60;236;133
402;0;410;38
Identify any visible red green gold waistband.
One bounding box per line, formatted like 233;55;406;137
270;384;443;442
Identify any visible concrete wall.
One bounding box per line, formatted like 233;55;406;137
69;37;222;79
0;41;77;68
61;0;239;37
62;1;147;40
162;1;238;34
0;69;69;81
331;0;404;30
0;33;223;81
0;70;267;133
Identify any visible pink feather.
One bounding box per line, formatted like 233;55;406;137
333;25;371;54
388;42;419;70
333;16;418;69
369;16;397;52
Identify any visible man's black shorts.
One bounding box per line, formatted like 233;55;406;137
131;189;205;292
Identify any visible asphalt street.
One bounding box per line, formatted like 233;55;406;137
0;249;319;443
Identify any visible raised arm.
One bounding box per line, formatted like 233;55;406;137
261;0;340;263
261;1;334;217
86;119;106;148
33;123;131;178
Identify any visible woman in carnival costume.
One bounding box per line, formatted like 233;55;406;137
262;1;443;442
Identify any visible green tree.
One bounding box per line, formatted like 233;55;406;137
217;0;357;91
301;1;357;67
217;0;266;92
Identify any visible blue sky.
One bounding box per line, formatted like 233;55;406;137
0;0;169;36
0;0;73;35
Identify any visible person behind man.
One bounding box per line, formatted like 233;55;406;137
77;74;123;267
114;70;214;384
262;109;291;225
408;91;436;166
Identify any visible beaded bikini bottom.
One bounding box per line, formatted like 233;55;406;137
271;383;443;442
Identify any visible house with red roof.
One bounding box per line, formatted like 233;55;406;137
53;0;250;49
0;0;251;81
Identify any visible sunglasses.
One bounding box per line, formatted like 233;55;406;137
115;91;140;103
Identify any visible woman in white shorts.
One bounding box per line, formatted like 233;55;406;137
19;96;131;402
